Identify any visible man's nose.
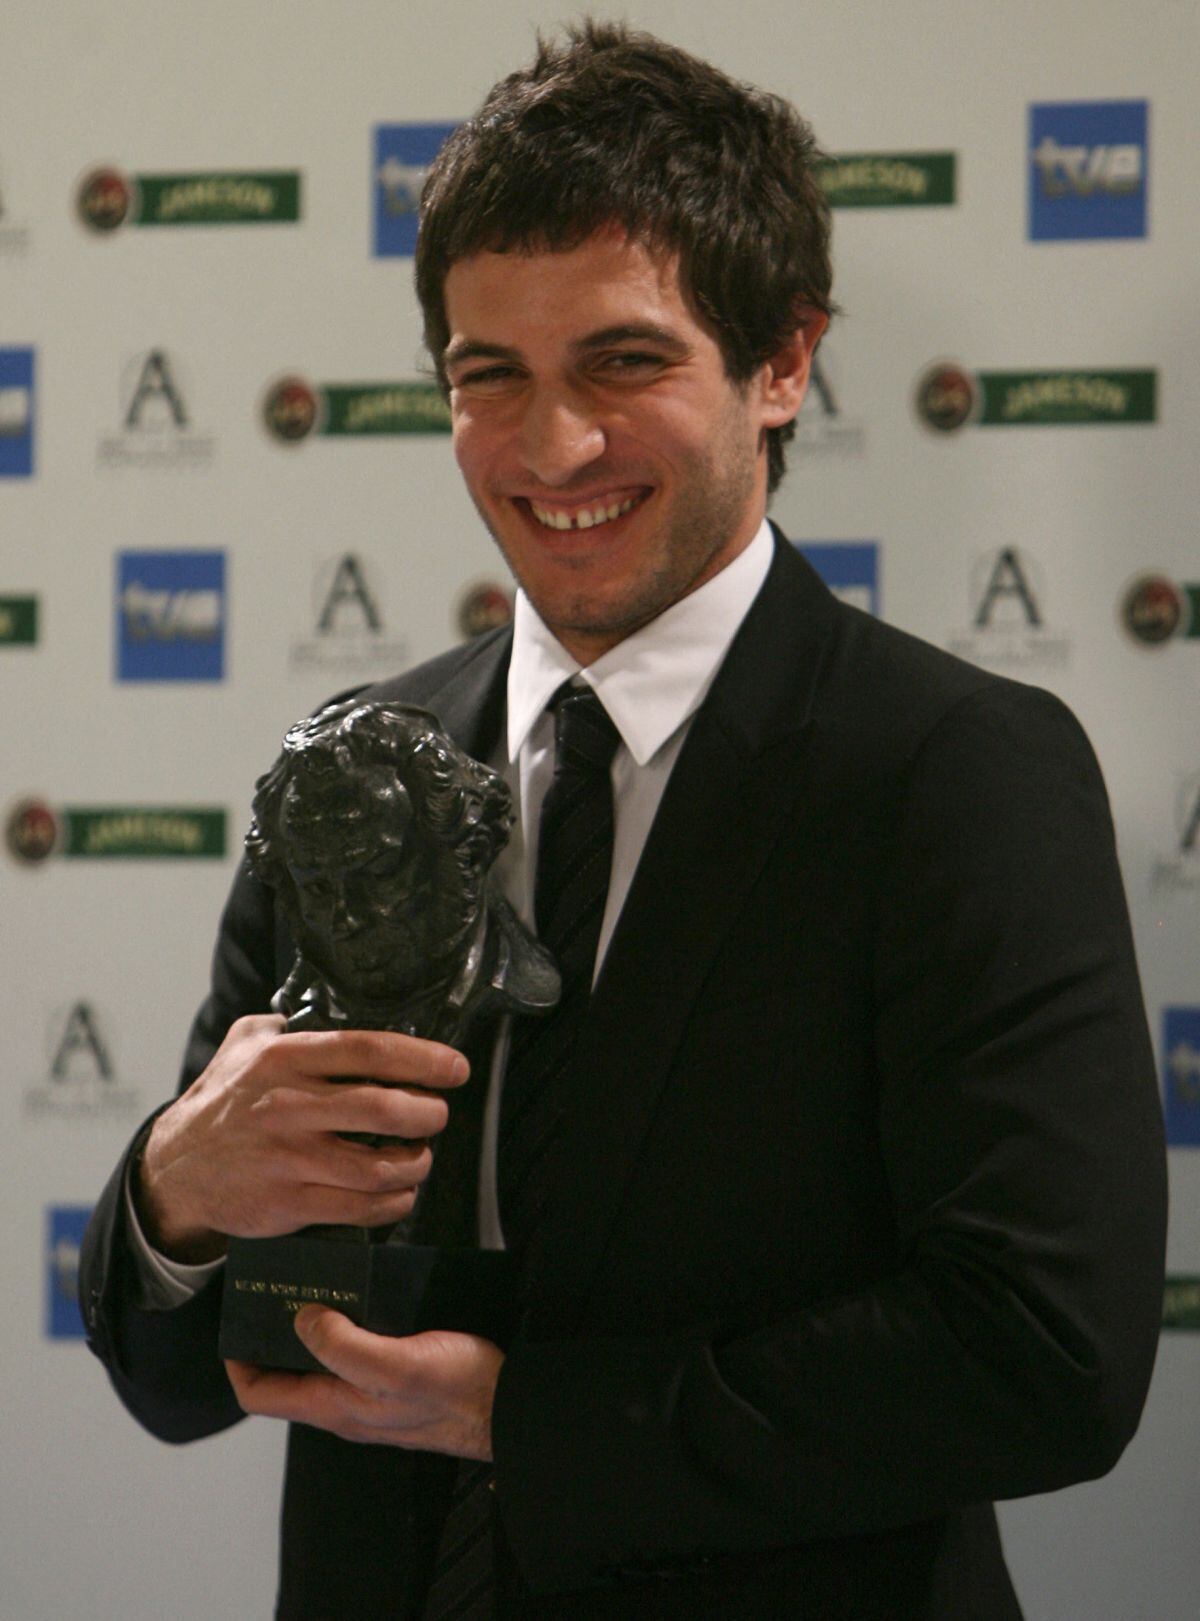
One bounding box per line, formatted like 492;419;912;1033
518;388;605;486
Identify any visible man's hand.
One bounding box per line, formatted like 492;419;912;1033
226;1309;502;1460
136;1014;469;1262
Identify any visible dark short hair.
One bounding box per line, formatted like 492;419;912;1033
415;19;834;493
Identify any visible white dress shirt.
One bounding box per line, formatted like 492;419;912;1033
130;521;775;1296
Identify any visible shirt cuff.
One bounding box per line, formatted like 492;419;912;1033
123;1158;224;1310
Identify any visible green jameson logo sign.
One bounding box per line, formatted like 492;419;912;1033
78;167;301;231
63;808;226;858
983;369;1157;426
324;384;451;436
916;365;1157;432
1163;1276;1200;1331
818;152;956;208
0;595;38;645
262;376;451;442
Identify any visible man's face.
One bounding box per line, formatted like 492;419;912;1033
282;768;464;1005
442;231;819;663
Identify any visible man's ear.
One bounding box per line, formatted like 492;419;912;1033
758;307;829;428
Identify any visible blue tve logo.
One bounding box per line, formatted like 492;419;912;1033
1029;100;1148;241
0;347;35;477
374;124;458;257
47;1207;91;1339
797;542;880;617
116;550;226;682
1162;1008;1200;1147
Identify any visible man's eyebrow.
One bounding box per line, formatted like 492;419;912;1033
572;323;691;358
443;339;524;371
443;324;692;371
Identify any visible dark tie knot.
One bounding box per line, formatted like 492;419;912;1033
551;682;620;775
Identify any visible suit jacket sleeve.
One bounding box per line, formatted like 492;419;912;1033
491;682;1167;1589
79;859;281;1442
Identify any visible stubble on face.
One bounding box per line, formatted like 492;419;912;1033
469;385;760;654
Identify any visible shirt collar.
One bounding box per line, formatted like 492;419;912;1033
506;518;774;767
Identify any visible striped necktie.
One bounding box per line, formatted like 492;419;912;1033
498;680;620;1256
422;682;619;1620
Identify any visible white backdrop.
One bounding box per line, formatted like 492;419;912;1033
2;2;1197;1616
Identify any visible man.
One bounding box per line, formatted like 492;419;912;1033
81;22;1166;1619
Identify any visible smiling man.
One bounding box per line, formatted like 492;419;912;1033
81;21;1165;1621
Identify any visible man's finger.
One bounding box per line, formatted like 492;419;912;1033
293;1305;418;1394
279;1030;469;1088
282;1084;451;1141
225;1357;362;1428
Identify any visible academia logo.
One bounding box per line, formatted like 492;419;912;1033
794;351;866;458
1151;772;1200;893
0;594;38;646
1120;573;1200;647
457;580;514;641
290;553;410;675
947;547;1070;671
916;363;1155;432
262;375;450;441
1162;1008;1200;1147
47;1207;91;1339
1029;100;1148;241
0;346;35;477
116;549;225;681
5;799;227;863
25;1001;140;1121
818;151;956;208
77;166;301;231
98;350;215;470
796;543;880;617
374;124;458;256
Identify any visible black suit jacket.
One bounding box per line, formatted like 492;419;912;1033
81;537;1167;1619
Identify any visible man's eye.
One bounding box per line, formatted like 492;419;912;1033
452;365;520;393
598;352;663;377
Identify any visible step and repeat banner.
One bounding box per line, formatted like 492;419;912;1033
2;3;1196;1616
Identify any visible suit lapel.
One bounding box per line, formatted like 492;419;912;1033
531;539;839;1323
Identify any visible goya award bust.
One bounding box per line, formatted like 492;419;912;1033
218;697;559;1372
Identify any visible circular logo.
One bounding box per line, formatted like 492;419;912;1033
77;167;133;233
915;363;977;433
263;376;320;442
6;798;59;864
1120;574;1184;646
457;581;514;640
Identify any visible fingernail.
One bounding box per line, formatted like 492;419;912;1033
293;1305;320;1336
451;1053;470;1083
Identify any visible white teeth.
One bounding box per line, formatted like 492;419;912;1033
530;495;640;532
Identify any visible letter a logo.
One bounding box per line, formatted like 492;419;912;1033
974;548;1043;629
316;554;383;633
125;350;188;430
51;1002;113;1081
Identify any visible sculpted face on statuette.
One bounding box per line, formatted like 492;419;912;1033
245;698;559;1043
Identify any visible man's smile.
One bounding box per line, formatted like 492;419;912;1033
525;488;651;532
